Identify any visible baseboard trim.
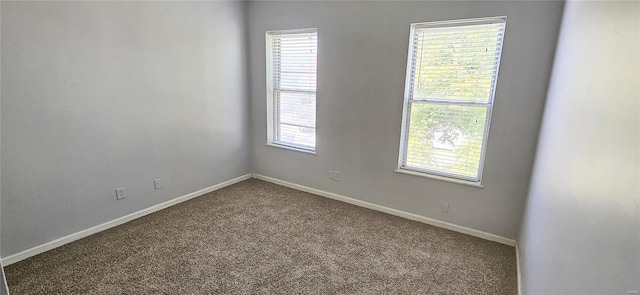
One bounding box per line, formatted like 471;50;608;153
516;241;523;295
1;173;253;266
2;172;516;266
252;173;516;247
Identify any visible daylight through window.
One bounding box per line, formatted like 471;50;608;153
398;17;506;182
266;29;318;151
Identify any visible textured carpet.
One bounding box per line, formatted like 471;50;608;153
4;179;517;294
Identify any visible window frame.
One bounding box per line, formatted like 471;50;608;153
397;17;507;186
265;28;318;154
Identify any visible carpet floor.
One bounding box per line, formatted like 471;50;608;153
4;179;517;294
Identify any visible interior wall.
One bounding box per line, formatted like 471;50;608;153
247;1;563;239
518;1;640;294
0;2;7;293
0;1;250;257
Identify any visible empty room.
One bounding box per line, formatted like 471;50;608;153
0;0;638;294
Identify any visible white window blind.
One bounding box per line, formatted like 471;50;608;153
266;29;318;151
399;17;506;183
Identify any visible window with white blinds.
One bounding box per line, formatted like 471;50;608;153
398;17;506;183
266;29;318;152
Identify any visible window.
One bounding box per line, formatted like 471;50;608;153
398;17;506;184
266;28;318;152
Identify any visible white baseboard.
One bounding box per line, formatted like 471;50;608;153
252;173;516;247
516;241;523;295
1;173;253;266
2;172;516;267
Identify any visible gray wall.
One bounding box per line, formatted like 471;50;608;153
247;1;563;239
518;1;640;294
1;1;250;257
0;2;7;293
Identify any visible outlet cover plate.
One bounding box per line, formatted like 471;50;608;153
115;187;126;200
440;202;449;213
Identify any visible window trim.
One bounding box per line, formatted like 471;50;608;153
265;28;318;153
397;16;507;186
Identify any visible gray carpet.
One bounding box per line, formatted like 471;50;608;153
4;179;517;294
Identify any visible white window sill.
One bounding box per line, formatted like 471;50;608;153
394;169;484;188
266;143;317;155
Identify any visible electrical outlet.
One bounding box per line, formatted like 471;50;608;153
328;171;340;181
440;202;449;213
115;187;126;200
154;179;162;190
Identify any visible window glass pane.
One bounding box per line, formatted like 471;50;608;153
405;103;488;179
277;91;316;148
275;34;317;92
412;23;504;103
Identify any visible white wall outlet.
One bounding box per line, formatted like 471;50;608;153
328;171;340;181
115;187;126;200
154;179;162;190
440;202;449;213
